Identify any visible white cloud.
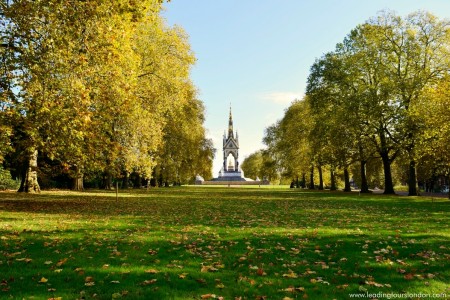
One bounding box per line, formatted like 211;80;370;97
260;91;304;105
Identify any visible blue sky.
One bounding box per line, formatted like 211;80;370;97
162;0;450;177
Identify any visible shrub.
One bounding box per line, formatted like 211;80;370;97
0;167;19;190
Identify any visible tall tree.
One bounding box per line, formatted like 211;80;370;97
371;11;450;195
307;51;375;193
1;1;209;191
416;76;450;198
241;150;266;180
263;99;313;185
155;96;214;185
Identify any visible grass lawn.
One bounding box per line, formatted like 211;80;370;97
0;187;448;299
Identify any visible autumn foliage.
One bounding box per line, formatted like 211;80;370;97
0;0;214;191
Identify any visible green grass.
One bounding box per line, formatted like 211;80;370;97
0;187;448;299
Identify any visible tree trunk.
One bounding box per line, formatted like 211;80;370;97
309;165;314;189
103;171;112;190
133;172;141;188
72;166;84;191
407;160;418;196
343;167;351;192
19;149;40;193
428;176;435;193
448;175;450;200
330;168;336;191
301;173;306;188
380;152;395;194
122;171;129;189
360;160;370;193
317;165;324;190
18;167;26;192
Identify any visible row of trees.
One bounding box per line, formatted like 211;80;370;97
0;0;214;192
243;10;450;196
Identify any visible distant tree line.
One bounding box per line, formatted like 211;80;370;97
242;11;450;197
0;0;214;192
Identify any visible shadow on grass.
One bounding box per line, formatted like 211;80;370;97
0;188;449;299
1;229;448;299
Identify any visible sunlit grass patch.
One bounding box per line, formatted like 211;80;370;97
0;187;448;299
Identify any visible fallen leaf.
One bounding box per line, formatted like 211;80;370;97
201;265;218;273
282;270;298;279
337;284;349;289
142;279;157;285
216;283;225;289
56;258;68;267
257;268;267;276
39;277;48;283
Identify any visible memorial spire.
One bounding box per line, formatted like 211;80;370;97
228;104;234;138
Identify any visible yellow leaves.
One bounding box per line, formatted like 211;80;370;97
147;249;158;255
39;277;48;283
282;270;298;279
336;284;349;290
2;188;449;299
201;294;223;300
141;279;157;285
215;283;225;289
56;258;68;267
201;262;224;273
7;252;23;258
85;276;95;286
16;257;32;263
201;265;218;273
196;278;207;284
281;286;305;293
